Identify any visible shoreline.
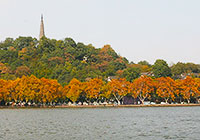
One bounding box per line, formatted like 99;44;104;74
0;104;200;109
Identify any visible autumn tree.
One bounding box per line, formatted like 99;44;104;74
62;78;83;103
0;79;8;102
15;66;31;77
178;76;200;103
0;78;19;104
194;78;200;103
84;78;103;102
107;78;129;105
99;45;118;62
0;63;11;74
130;76;154;104
100;84;112;102
14;75;41;103
40;78;62;104
155;77;176;103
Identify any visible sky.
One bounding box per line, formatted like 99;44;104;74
0;0;200;64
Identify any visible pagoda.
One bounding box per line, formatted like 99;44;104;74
39;14;45;39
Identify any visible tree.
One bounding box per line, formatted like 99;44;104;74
14;75;40;103
0;79;8;102
13;36;37;51
110;60;127;71
15;66;31;77
62;78;83;103
155;77;176;103
100;84;112;102
0;63;11;74
0;38;14;50
185;63;200;73
171;62;186;79
123;67;141;82
63;37;76;48
107;78;129;105
194;78;200;103
84;78;103;101
1;78;19;104
178;76;200;103
40;78;62;104
152;59;172;78
37;37;55;54
99;45;118;61
138;60;151;67
130;76;154;104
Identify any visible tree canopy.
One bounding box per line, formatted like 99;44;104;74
0;36;199;85
152;59;172;78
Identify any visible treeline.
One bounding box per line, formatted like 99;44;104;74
0;36;200;86
0;75;200;106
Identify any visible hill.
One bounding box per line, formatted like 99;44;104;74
0;36;199;85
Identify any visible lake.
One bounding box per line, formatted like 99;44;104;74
0;107;200;140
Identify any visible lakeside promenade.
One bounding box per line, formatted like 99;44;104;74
0;104;200;109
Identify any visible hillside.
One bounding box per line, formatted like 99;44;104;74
0;36;200;85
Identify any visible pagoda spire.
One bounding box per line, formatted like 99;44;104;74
39;14;45;39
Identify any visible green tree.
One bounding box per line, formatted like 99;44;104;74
63;38;76;48
0;38;14;50
171;62;186;79
13;36;37;51
185;63;200;73
123;67;141;82
138;60;151;67
152;59;172;78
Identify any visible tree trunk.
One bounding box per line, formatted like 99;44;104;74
197;99;200;104
140;99;144;104
187;99;190;104
179;98;182;104
117;99;120;105
113;94;120;105
165;98;169;104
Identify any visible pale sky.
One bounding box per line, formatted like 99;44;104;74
0;0;200;64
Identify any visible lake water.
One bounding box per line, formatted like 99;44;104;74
0;107;200;140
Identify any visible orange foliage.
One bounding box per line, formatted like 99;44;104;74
155;77;176;103
128;64;150;72
177;76;200;103
40;78;62;103
1;75;200;105
0;79;19;103
0;79;9;101
99;45;114;61
129;76;154;104
100;84;112;100
116;70;124;78
84;78;103;100
1;75;62;104
15;66;31;77
62;78;83;103
48;57;64;64
107;78;130;104
0;63;11;74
